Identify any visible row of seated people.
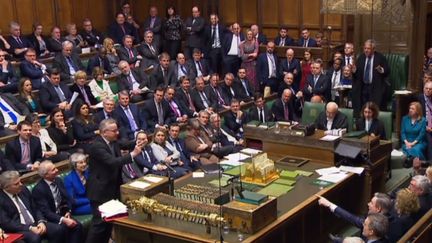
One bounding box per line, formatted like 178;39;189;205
318;173;432;243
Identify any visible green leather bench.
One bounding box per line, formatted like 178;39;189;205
383;53;409;110
301;102;325;124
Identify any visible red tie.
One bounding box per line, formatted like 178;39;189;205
128;48;134;58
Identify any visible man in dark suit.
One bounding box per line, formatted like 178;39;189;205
220;73;244;105
138;31;160;69
418;80;432;160
205;14;226;74
86;47;113;75
80;18;104;47
39;69;73;114
115;91;148;141
327;57;344;103
0;92;30;129
248;93;274;123
168;53;195;86
301;60;330;102
167;124;197;170
0;170;66;243
0;49;18;92
210;113;244;154
46;26;65;53
251;24;267;45
165;86;190;123
19;48;48;89
5;120;43;172
52;41;85;83
353;39;390;115
206;73;230;111
85;119;143;243
7;22;33;60
107;12;138;44
149;52;174;88
315;102;348;131
117;60;152;102
142;6;163;50
69;71;98;107
274;26;295;47
117;35;142;68
94;97;116;124
175;76;198;117
342;42;355;67
236;68;254;102
191;76;216;113
32;161;82;243
184;6;206;59
143;87;175;132
361;214;389;243
132;131;161;174
271;89;298;122
222;23;244;75
257;41;280;93
223;99;247;139
279;48;301;91
408;175;432;219
297;28;317;47
188;48;211;82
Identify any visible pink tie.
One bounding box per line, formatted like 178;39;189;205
21;142;30;164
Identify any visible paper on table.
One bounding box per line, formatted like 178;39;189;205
318;172;348;183
339;165;364;175
391;149;404;157
70;92;79;105
129;180;151;189
192;172;205;178
219;160;245;166
224;152;250;161
315;167;340;176
143;176;163;183
320;135;340;141
98;199;128;218
240;148;262;155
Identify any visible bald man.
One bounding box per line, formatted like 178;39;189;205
315;102;348;131
271;89;298;122
222;22;244;75
184;6;205;59
250;24;267;45
279;48;301;91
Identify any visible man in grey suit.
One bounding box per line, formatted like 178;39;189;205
184;6;205;59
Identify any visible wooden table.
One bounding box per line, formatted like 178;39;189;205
113;162;363;243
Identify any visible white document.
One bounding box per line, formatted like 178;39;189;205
129;180;151;189
339;165;364;175
98;199;128;218
315;166;340;176
394;90;412;95
391;149;404;157
318;172;348;183
143;176;163;183
219;160;245;166
69;92;79;105
224;152;250;161
192;172;205;178
241;148;262;155
320;135;340;141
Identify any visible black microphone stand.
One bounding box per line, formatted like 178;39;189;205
162;161;176;196
214;128;224;242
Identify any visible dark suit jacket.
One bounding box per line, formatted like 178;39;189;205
117;46;141;65
7;35;33;59
115;104;147;140
297;37;317;47
175;88;196;116
271;98;298;122
353;51;390;111
107;22;137;44
142;16;162;47
256;52;280;85
69;83;98;106
19;59;45;87
190;87;216;111
39;81;73;113
142;99;175;130
32;178;72;223
79;29;104;46
86;55;113;75
168;61;195;86
46;37;65;53
279;58;302;87
94;110;114;124
223;111;247;139
235;78;254;102
302;74;331;102
184;16;205;48
87;136;133;203
0;62;18;87
0;187;46;232
418;93;429;117
167;97;191;118
220;83;243;104
0;92;30;128
134;146;158;171
138;43;159;68
222;33;245;56
5;136;43;171
187;59;211;81
27;33;49;56
315;111;348;131
355;118;386;139
334;206;365;229
204;23;227;54
149;64;174;88
71;117;98;142
248;105;274;122
274;36;295;47
52;53;85;82
117;70;149;92
256;33;268;45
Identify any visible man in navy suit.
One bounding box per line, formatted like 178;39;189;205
191;76;217;113
39;69;73;114
206;73;230;111
149;52;174;88
19;48;48;89
165;86;189;123
0;170;66;243
251;24;267;45
279;48;301;91
274;26;295;47
5;120;43;172
353;39;390;115
175;76;198;117
300;60;330;102
117;60;152;102
86;47;113;75
117;35;142;68
271;89;298;122
167;124;197;170
115;91;148;141
52;41;85;83
223;99;247;140
188;48;211;82
32;161;82;243
236;68;254;102
257;41;280;93
0;49;18;92
418;81;432;160
138;31;160;69
327;58;344;103
108;12;138;44
297;28;317;47
184;6;206;59
46;26;65;54
220;73;245;105
342;42;355;67
142;87;175;132
94;97;116;124
168;53;195;86
142;6;163;50
7;22;33;60
248;93;274;123
222;23;244;76
80;18;104;47
205;14;226;75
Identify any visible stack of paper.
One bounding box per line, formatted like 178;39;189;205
240;148;262;156
315;166;348;183
98;199;128;219
224;152;250;161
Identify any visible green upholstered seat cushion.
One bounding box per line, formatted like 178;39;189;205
301;102;325;124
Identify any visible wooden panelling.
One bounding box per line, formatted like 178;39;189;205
88;0;113;33
55;0;73;30
323;14;343;28
301;0;320;28
280;0;300;26
262;0;278;25
0;0;14;34
220;0;238;24
15;0;35;33
240;0;257;25
35;0;56;35
72;0;89;27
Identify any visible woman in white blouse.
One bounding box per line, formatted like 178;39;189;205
27;114;69;163
150;127;190;178
88;67;117;103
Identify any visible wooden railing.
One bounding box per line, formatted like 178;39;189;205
398;209;432;243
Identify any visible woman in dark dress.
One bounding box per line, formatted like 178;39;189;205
47;107;77;153
355;101;386;139
163;6;183;59
27;23;50;57
17;77;43;114
71;101;99;152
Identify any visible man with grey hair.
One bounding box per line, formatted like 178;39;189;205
85;118;143;243
362;213;388;243
408;175;432;218
0;170;65;242
315;101;348;131
52;40;85;83
117;60;152;102
32;161;83;243
250;24;267;45
94;97;116;124
7;21;32;59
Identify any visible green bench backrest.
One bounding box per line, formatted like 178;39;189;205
339;108;354;132
302;102;325;124
378;111;392;140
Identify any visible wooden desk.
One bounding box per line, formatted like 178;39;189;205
113;162;363;243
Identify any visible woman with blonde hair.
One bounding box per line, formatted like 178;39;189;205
401;101;427;162
103;37;121;74
389;188;420;242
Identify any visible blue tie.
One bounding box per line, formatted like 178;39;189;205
364;57;371;83
0;100;18;124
